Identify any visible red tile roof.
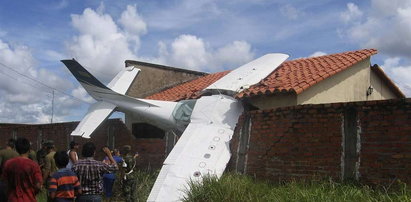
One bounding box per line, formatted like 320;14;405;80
237;48;378;98
147;49;393;101
146;70;230;101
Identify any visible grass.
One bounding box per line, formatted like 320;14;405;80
36;171;411;202
183;173;411;202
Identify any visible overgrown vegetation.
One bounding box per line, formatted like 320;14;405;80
184;173;411;202
37;171;411;202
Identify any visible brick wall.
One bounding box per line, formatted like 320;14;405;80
2;98;411;185
0;119;166;170
230;98;411;185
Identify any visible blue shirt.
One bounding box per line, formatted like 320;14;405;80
102;156;123;180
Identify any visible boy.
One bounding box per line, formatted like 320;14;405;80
48;151;81;202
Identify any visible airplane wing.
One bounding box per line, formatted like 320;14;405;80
205;53;289;94
71;101;116;138
147;95;243;201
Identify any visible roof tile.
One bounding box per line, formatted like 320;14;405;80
147;49;379;101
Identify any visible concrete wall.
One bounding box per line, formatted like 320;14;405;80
230;98;411;185
247;58;401;110
369;69;397;100
125;61;206;98
297;59;372;105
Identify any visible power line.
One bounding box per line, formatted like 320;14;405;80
51;90;54;123
0;62;91;104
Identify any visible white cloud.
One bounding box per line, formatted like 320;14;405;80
154;35;254;72
119;5;147;36
340;3;363;23
309;51;327;57
71;86;94;103
67;5;139;82
164;35;211;71
0;39;81;123
341;0;411;59
212;40;254;69
44;50;66;62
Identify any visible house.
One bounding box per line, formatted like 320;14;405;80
145;49;404;109
125;49;405;139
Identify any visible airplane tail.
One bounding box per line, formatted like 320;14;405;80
61;59;158;138
61;59;133;100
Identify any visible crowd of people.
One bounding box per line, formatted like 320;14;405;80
0;137;138;202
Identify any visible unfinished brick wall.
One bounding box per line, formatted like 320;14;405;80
231;98;411;185
359;100;411;185
0;119;166;170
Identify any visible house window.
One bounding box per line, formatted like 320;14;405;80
132;123;165;139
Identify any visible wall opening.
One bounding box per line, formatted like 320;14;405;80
342;107;360;181
132;123;165;139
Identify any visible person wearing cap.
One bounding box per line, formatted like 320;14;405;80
66;141;79;169
121;145;138;202
43;142;58;182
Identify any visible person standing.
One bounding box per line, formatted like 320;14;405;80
102;149;123;199
66;141;79;169
121;145;138;202
0;138;19;173
72;142;118;202
0;138;19;201
28;142;37;163
48;151;81;202
43;142;58;182
36;142;48;170
2;137;42;202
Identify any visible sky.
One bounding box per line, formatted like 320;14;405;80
0;0;410;124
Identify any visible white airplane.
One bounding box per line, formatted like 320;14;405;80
61;53;289;201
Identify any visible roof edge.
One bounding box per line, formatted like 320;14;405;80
371;64;406;98
125;60;208;76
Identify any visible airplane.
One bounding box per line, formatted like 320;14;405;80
61;53;289;201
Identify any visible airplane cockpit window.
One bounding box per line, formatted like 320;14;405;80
172;99;197;123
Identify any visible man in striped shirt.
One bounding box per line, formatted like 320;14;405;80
72;142;118;202
48;151;81;202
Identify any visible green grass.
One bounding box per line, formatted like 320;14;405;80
183;173;411;202
36;171;411;202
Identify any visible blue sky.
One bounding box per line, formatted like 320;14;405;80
0;0;410;123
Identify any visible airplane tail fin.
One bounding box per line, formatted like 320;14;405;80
62;59;161;138
61;59;111;99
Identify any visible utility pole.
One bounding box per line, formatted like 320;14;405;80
51;90;54;123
